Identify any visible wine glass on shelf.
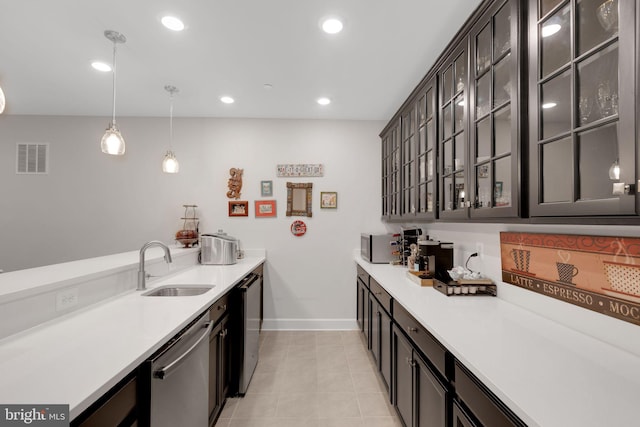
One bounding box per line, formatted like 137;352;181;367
597;0;618;33
579;96;592;124
597;81;613;118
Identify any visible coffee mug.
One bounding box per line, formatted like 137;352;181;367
511;249;531;272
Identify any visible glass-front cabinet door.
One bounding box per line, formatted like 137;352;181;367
401;104;417;217
529;0;637;216
415;77;438;220
469;0;522;218
438;42;470;220
381;119;401;220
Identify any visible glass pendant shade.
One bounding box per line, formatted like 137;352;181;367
162;150;179;173
0;85;6;114
609;160;621;180
101;122;126;155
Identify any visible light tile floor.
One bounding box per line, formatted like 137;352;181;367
214;331;402;427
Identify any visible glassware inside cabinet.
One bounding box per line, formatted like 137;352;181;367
578;0;618;54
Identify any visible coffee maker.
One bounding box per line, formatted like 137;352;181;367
401;227;423;266
418;240;454;282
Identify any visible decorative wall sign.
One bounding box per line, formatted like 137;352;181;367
320;191;337;209
500;232;640;326
226;168;243;199
228;200;248;217
290;220;307;236
260;180;273;197
255;200;276;218
277;164;324;177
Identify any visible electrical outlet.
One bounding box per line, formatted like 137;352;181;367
476;242;484;260
56;288;79;311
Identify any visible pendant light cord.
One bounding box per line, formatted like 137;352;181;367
169;92;174;150
111;40;118;125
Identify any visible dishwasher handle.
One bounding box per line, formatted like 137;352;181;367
239;273;259;289
154;320;213;380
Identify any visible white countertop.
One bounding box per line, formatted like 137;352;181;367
356;258;640;427
0;255;265;420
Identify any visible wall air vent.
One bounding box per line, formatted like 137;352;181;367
16;143;49;174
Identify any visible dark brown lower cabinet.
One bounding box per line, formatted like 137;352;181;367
369;293;392;392
357;277;366;332
360;279;370;348
392;324;447;427
453;360;526;427
209;313;230;426
71;372;138;426
453;400;476;427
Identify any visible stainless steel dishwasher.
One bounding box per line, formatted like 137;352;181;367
147;313;212;427
238;273;261;395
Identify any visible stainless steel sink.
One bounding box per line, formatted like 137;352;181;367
142;285;214;297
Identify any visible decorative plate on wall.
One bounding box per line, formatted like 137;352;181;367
290;220;307;237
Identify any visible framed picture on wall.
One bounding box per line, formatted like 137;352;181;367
255;200;276;217
228;201;249;217
261;180;273;197
320;191;338;209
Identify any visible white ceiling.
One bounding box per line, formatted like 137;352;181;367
0;0;482;120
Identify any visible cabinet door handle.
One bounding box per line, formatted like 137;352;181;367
218;304;227;311
220;328;227;338
406;357;412;365
407;326;418;333
374;291;382;295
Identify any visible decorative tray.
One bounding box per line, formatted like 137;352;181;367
405;270;434;286
434;279;496;297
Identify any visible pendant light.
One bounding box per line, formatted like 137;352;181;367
162;85;180;173
101;30;127;155
0;84;6;114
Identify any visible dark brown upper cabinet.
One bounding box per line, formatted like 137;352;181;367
469;0;524;218
438;40;471;220
415;78;439;220
381;119;401;220
528;0;638;217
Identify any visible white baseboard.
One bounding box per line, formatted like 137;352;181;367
262;318;358;331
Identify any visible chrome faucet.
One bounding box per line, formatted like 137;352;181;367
137;240;173;291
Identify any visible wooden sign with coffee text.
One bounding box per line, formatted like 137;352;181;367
500;232;640;326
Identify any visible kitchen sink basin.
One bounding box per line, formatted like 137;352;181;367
142;285;214;297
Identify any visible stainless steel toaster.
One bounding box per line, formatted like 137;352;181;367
200;233;238;265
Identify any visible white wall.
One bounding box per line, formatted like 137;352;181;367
393;221;640;356
0;115;384;330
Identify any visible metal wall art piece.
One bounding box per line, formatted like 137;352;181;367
500;232;640;326
277;164;324;177
227;168;243;199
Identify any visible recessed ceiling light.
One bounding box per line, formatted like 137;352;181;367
317;97;331;106
162;16;185;31
541;23;561;38
263;83;273;90
220;96;235;104
321;18;343;34
91;61;111;72
542;102;557;109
